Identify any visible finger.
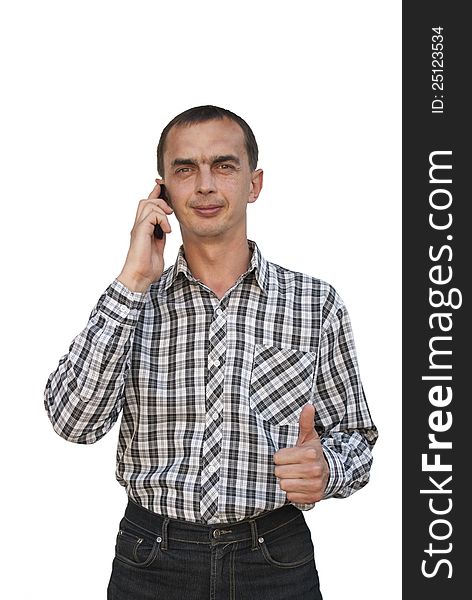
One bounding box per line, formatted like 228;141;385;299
137;207;172;234
278;478;320;493
134;199;173;226
147;181;161;200
145;198;174;213
273;446;318;465
286;492;321;504
296;403;319;446
274;462;323;480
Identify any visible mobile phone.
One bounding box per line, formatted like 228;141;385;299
154;184;169;239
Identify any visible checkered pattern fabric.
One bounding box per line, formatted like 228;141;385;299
45;240;378;523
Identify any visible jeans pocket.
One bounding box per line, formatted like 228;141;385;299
249;345;316;426
258;515;315;569
114;519;161;568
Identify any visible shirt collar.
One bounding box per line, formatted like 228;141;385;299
163;239;269;296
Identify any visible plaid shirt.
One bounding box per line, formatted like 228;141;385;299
44;240;378;524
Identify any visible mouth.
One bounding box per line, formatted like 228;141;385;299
192;205;224;217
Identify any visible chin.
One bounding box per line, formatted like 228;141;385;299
186;222;228;238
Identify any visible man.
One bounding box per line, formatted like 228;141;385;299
45;105;378;599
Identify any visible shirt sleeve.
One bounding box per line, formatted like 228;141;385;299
44;279;148;444
314;293;378;500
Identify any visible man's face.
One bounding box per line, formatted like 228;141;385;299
161;118;263;242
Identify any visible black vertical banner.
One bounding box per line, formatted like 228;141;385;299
403;2;469;597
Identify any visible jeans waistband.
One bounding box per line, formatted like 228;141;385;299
123;499;304;550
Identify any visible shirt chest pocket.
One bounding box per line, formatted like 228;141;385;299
249;345;317;426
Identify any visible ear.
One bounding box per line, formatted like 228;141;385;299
248;169;263;204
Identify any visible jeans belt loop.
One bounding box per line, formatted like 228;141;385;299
249;519;259;550
161;517;170;550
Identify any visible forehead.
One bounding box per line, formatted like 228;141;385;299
164;118;247;163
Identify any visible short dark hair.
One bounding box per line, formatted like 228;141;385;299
157;105;258;176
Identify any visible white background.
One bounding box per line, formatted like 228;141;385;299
0;1;401;598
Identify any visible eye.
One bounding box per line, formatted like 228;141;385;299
175;167;192;173
217;163;234;170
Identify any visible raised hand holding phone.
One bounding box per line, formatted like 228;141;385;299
117;180;173;293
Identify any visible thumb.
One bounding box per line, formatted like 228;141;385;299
296;403;319;446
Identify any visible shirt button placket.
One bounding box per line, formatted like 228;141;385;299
200;302;227;522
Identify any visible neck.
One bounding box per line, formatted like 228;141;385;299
182;236;252;299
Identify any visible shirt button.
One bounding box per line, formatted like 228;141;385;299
208;464;217;474
119;305;128;315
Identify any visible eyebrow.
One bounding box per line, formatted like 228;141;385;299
171;154;241;168
212;154;240;165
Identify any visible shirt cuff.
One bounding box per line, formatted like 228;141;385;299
321;443;347;498
96;279;149;326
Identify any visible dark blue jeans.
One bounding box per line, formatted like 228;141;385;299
107;500;323;599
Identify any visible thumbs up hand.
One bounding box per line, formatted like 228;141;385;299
273;404;329;504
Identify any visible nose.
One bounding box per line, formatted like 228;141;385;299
195;167;216;195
